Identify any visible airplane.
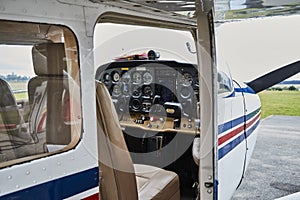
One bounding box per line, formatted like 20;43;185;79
0;1;299;200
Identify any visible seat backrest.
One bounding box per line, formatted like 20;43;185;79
0;78;22;161
0;78;21;131
96;81;138;200
28;43;71;145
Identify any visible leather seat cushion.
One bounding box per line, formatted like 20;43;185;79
134;164;180;200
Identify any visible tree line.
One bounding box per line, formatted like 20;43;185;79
268;85;299;91
0;73;30;82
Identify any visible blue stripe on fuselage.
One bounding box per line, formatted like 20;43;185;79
1;167;99;200
218;119;260;160
218;108;260;135
218;108;260;160
234;86;255;94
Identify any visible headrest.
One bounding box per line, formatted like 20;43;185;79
0;78;16;107
32;43;66;76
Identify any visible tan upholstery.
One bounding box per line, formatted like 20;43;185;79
135;164;180;200
29;43;71;145
96;81;180;200
0;78;21;161
0;78;21;129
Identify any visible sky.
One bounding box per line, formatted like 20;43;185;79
0;45;34;77
216;15;300;82
94;23;197;66
94;16;300;82
1;15;300;82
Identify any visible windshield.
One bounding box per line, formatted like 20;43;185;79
94;23;197;69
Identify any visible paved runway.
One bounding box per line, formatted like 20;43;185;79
232;115;300;200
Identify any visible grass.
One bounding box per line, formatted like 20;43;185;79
14;92;28;100
8;81;28;101
9;81;28;90
258;91;300;119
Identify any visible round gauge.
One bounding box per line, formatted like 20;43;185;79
112;84;121;96
143;86;152;97
112;71;120;82
131;99;141;111
132;85;141;97
180;86;191;99
143;72;153;84
122;72;131;83
132;72;142;84
103;73;110;82
181;73;193;86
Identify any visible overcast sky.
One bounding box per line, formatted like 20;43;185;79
216;15;300;82
1;15;300;83
94;16;300;82
0;45;34;77
94;24;197;66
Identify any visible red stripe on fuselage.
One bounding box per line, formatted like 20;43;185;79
218;113;260;146
82;193;99;200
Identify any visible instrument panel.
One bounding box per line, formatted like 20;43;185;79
96;60;199;134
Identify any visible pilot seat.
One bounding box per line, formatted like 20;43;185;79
96;80;180;200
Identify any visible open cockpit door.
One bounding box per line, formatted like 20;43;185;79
92;1;219;199
195;0;218;199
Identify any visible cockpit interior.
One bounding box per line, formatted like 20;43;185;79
96;52;200;198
